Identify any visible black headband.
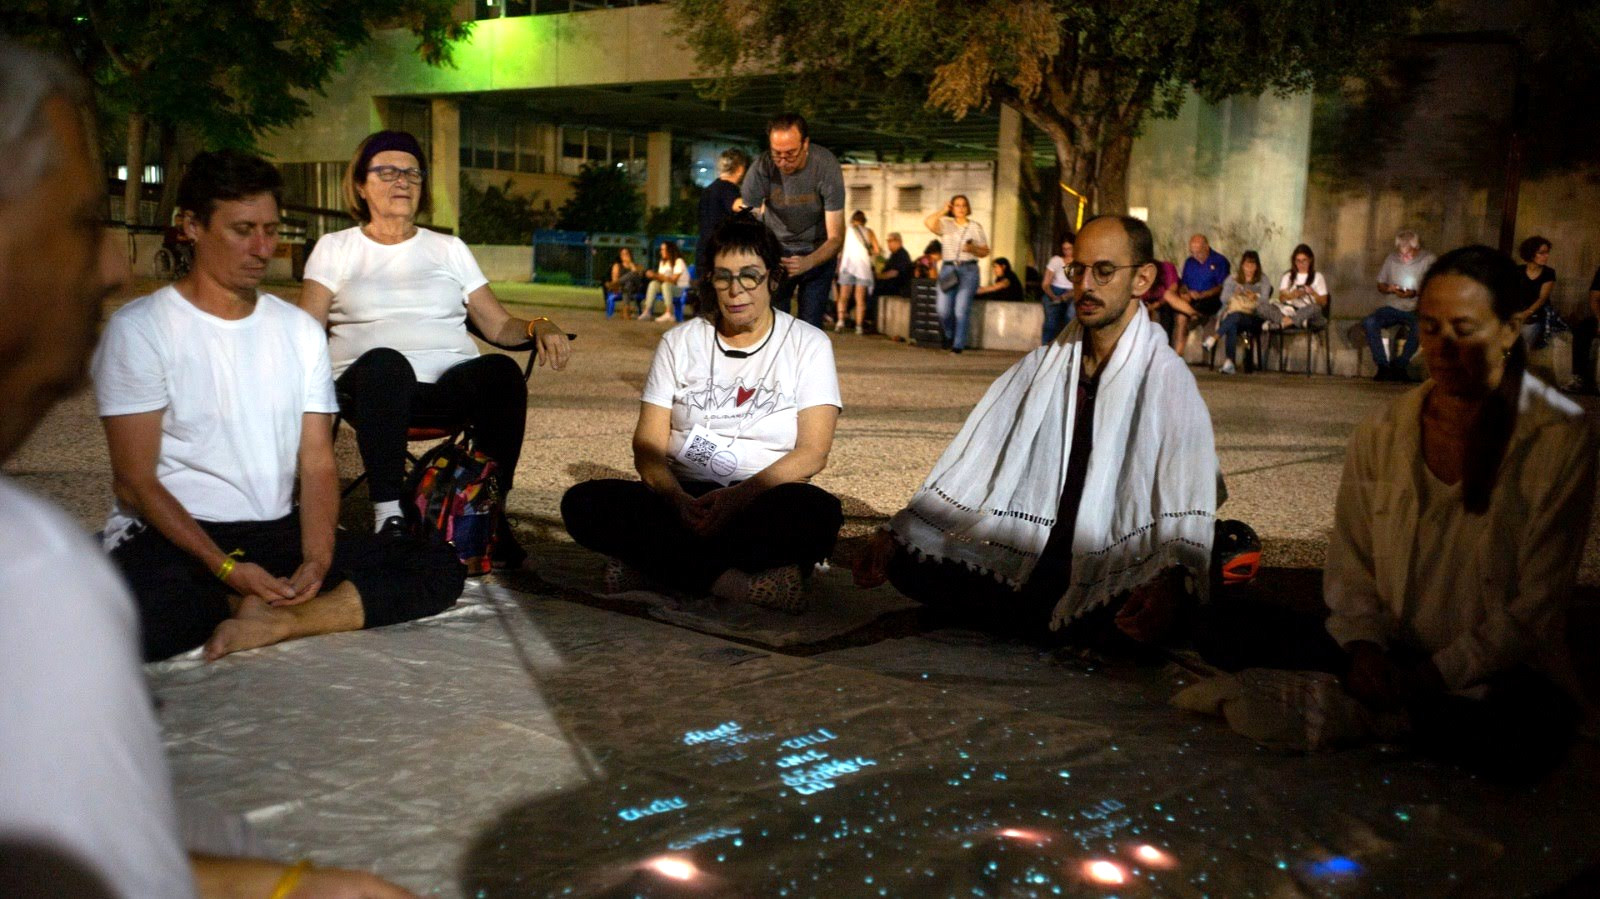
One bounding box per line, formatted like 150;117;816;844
357;131;426;176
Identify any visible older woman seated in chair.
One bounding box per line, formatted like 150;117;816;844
561;213;844;612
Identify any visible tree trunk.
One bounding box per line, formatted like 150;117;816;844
122;111;147;228
155;121;180;228
1096;132;1134;216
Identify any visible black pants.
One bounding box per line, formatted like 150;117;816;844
560;479;843;593
1573;318;1598;388
112;513;465;661
884;546;1155;654
1194;599;1578;781
336;348;527;504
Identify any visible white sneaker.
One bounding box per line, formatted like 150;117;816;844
1220;359;1236;375
1202;335;1217;351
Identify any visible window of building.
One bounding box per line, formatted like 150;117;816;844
896;185;923;212
848;185;873;212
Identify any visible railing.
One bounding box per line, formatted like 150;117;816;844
532;230;696;286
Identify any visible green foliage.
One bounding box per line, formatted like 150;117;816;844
460;179;548;246
3;1;469;149
556;164;644;233
673;0;1434;207
645;198;698;237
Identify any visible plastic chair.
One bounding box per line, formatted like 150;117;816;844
333;321;567;497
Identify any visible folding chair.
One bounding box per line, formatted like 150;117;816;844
1266;294;1335;376
333;321;564;497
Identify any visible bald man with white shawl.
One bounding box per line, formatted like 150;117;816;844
858;215;1219;640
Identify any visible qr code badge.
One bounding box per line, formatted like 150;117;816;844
684;434;719;467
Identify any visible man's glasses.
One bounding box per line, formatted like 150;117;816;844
368;165;425;184
1066;260;1145;286
769;148;805;162
712;267;769;292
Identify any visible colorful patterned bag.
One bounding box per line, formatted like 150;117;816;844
405;435;501;576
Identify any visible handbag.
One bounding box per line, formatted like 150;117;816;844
936;220;971;292
405;433;502;576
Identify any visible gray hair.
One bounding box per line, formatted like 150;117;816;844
1395;229;1421;251
0;39;90;204
717;147;751;176
887;232;902;242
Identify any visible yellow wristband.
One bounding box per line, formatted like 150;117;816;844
524;316;552;339
215;548;244;583
267;859;312;899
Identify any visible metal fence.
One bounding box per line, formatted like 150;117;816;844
532;230;697;286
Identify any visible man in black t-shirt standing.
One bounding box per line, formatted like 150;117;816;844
740;113;845;327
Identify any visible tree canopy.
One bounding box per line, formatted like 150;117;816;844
557;164;645;233
673;0;1432;213
2;1;469;223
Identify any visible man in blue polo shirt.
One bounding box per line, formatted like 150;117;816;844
1177;233;1229;354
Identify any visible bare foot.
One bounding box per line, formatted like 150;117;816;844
204;596;294;661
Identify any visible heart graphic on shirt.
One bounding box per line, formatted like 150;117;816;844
736;386;756;407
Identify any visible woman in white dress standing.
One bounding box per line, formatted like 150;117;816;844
834;210;880;334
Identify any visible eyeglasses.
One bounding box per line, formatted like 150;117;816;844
769;147;806;162
368;165;425;184
712;267;769;292
1066;260;1145;286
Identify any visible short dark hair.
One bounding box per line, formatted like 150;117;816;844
1517;234;1551;263
695;212;785;315
767;112;808;141
1082;214;1155;267
177;150;283;226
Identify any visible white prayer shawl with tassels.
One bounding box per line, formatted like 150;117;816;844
889;305;1218;629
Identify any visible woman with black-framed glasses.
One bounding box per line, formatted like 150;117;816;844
561;213;844;613
298;130;573;570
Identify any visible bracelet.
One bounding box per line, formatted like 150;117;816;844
524;316;552;339
215;548;244;583
267;859;313;899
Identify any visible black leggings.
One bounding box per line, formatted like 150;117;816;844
885;545;1148;651
111;513;465;661
1194;599;1579;781
560;479;843;593
336;348;527;504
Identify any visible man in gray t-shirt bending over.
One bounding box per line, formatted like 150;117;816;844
740;112;845;327
1363;229;1436;381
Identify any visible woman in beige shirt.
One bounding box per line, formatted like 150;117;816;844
1203;245;1595;780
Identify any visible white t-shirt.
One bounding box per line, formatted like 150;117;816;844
1045;255;1073;291
653;257;689;288
304;226;489;382
642;311;841;482
0;476;195;898
92;287;339;541
1278;270;1329;303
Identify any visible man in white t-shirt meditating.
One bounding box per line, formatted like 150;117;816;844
94;150;465;662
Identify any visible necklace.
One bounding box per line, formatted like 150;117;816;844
715;310;777;359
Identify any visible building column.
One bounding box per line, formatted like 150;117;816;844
646;130;673;211
429;98;461;233
991;105;1029;280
